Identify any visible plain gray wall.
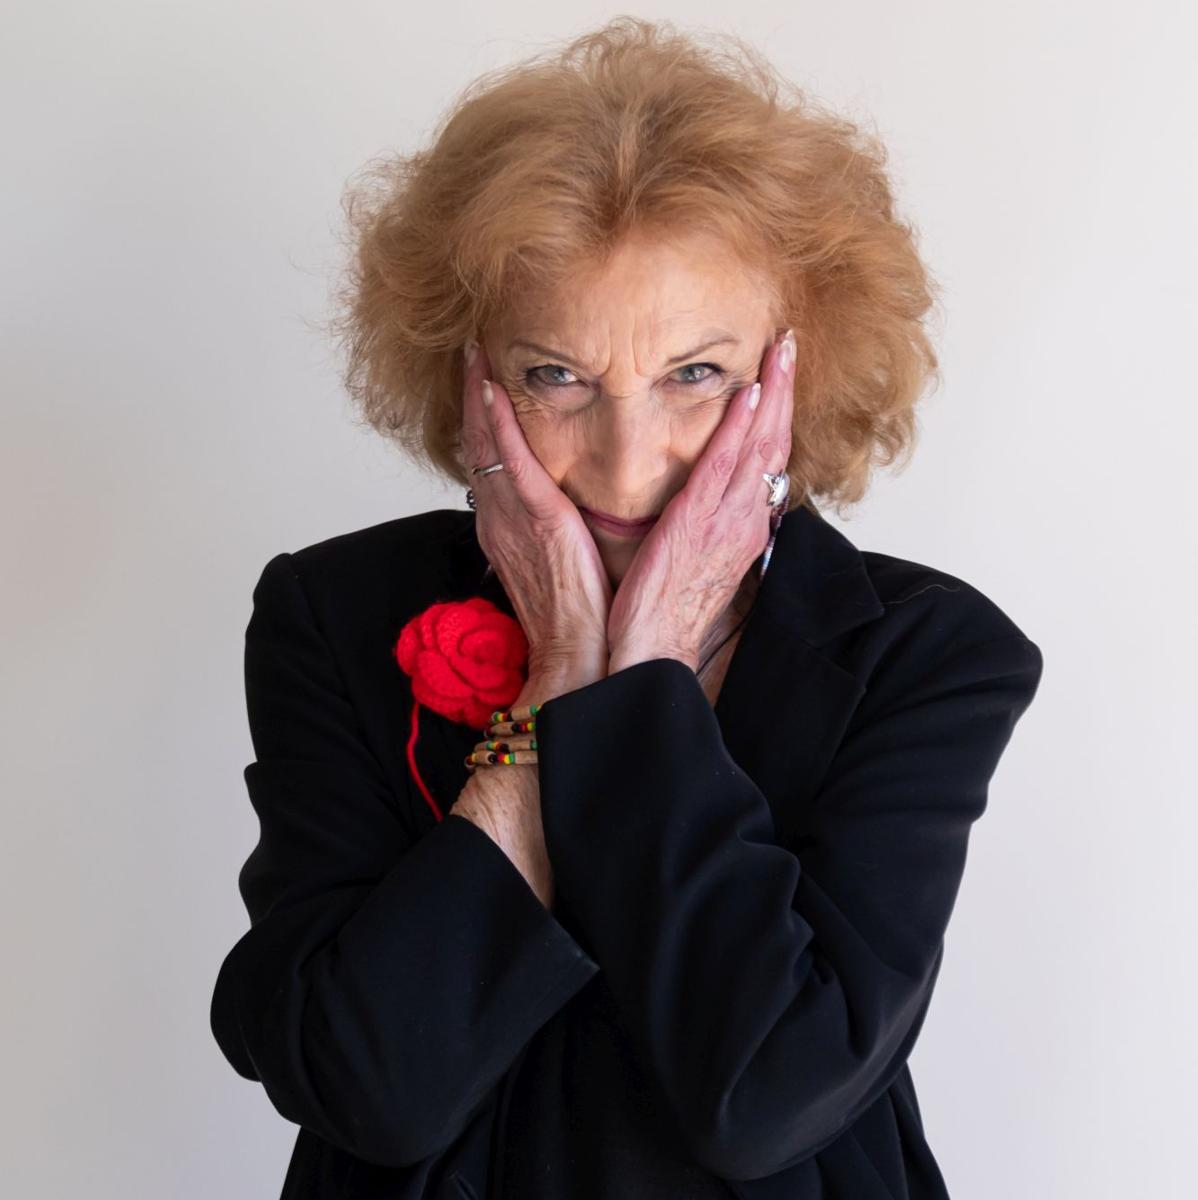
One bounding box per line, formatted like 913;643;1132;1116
2;2;1194;1196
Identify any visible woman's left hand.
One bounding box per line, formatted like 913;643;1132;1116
606;327;796;675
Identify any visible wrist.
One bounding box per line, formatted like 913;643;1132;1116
452;763;537;827
608;642;698;675
517;662;607;706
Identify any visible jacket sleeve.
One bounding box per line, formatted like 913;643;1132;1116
209;551;600;1169
535;629;1044;1181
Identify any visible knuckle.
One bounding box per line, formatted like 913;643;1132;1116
755;435;781;464
710;448;738;481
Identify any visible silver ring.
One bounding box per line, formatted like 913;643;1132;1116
758;472;791;581
762;471;789;510
472;462;505;477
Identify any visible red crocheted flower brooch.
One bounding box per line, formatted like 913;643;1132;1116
395;597;529;729
393;597;528;820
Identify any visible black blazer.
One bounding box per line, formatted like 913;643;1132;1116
210;502;1044;1199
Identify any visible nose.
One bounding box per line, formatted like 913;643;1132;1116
582;392;670;512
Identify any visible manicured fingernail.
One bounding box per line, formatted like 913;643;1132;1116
748;382;762;410
778;329;795;373
464;338;478;366
481;379;494;407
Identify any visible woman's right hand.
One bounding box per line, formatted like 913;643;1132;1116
460;337;611;690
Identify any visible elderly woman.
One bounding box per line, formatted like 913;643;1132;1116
210;17;1044;1200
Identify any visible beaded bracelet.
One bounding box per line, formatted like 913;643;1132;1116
464;701;542;769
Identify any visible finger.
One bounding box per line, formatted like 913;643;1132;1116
724;327;796;514
679;378;762;518
477;372;567;522
681;326;793;515
460;338;502;479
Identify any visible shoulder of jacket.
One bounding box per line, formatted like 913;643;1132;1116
286;508;469;572
858;548;1039;654
247;508;472;621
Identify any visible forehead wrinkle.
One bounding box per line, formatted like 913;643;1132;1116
509;327;744;377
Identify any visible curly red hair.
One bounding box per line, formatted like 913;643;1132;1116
331;16;941;513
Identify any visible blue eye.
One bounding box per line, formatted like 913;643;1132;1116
525;365;579;388
523;363;724;389
676;363;721;384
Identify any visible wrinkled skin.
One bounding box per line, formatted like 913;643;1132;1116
461;228;796;683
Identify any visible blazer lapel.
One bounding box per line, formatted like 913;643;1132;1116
713;503;886;834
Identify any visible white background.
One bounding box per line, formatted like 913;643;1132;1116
2;3;1194;1196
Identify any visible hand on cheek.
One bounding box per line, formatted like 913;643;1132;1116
606;328;796;674
462;340;613;687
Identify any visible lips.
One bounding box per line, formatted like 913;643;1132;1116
579;506;659;536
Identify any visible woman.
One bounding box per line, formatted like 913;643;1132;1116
210;18;1044;1200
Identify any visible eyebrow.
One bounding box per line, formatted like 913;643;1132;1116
509;331;742;372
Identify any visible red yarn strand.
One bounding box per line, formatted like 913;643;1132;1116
405;699;444;823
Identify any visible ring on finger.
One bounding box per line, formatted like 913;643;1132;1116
762;470;789;511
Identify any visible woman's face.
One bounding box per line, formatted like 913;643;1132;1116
483;230;782;587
